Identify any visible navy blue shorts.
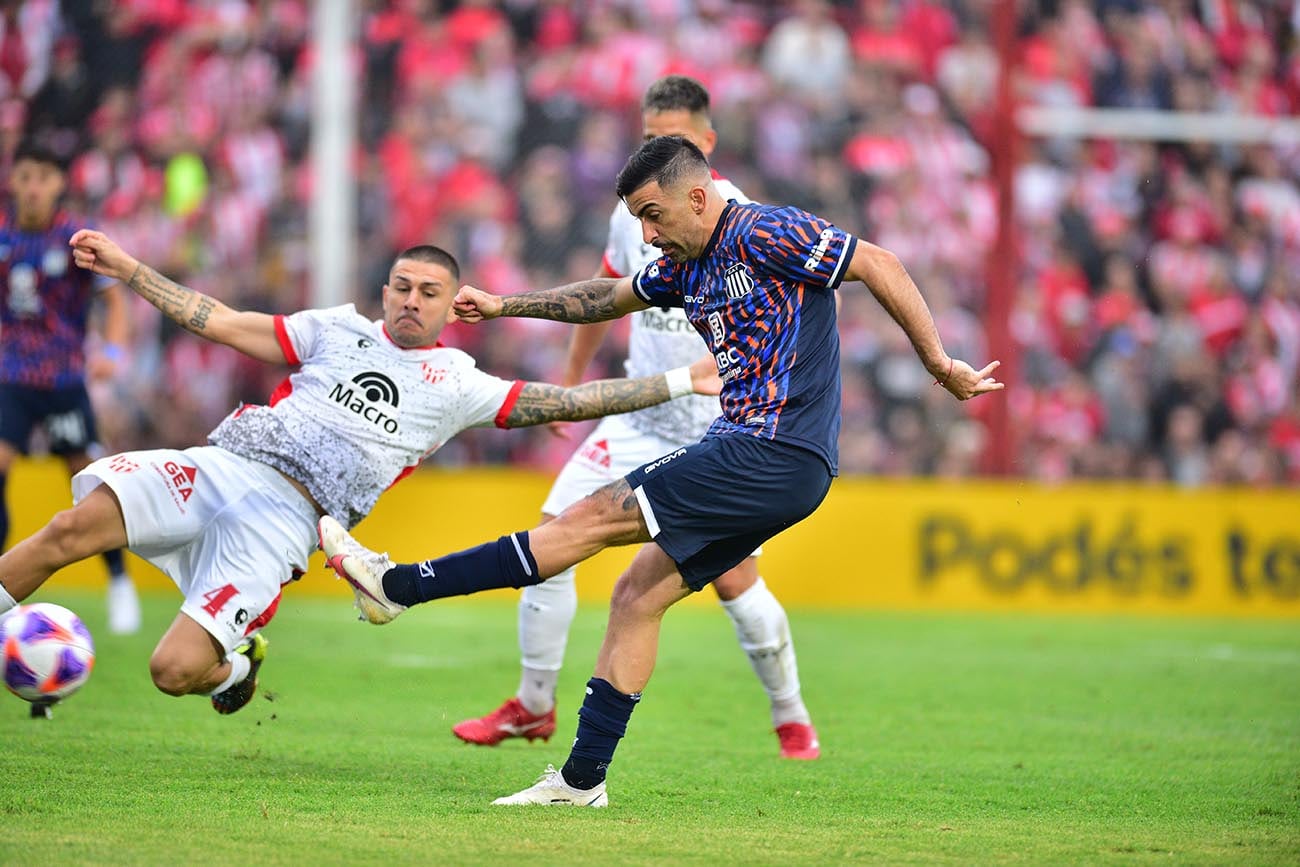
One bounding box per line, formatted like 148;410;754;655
626;433;833;591
0;382;99;455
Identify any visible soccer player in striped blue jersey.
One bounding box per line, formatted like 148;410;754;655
0;142;139;634
452;75;821;762
319;135;1003;806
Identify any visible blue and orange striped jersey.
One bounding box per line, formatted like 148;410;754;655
631;201;857;473
0;208;111;388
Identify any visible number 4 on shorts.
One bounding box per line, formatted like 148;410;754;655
201;584;239;617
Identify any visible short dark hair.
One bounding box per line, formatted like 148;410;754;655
12;140;65;173
615;135;710;199
393;244;459;282
642;75;710;116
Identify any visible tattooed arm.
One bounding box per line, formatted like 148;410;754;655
502;356;720;428
453;276;649;325
69;229;287;364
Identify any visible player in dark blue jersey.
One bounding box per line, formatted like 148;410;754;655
0;142;139;634
319;135;1003;806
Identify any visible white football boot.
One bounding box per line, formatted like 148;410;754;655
317;516;404;625
492;765;608;807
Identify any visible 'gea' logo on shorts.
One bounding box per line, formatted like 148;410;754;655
329;372;401;433
643;448;687;474
163;461;198;502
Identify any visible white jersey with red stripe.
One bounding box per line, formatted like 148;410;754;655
207;304;522;529
601;174;749;442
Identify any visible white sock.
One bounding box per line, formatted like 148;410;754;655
203;650;251;696
720;577;812;727
516;566;578;714
0;581;16;614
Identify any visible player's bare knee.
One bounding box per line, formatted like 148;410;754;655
41;508;91;560
609;577;664;621
149;653;198;696
713;569;755;601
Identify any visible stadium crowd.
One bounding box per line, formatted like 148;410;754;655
6;0;1299;485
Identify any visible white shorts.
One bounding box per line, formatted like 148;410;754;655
73;446;318;653
541;414;760;558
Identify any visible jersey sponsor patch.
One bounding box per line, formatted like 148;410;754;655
328;371;401;433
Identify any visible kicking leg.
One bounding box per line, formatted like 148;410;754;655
714;558;819;759
64;451;140;635
0;485;128;612
320;479;650;624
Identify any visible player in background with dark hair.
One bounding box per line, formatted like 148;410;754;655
320;135;1003;806
452;75;821;761
0;142;138;634
0;229;719;716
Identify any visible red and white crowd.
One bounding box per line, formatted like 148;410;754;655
7;0;1299;485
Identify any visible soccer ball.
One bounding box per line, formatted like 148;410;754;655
1;603;96;703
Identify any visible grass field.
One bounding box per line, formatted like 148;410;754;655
2;589;1297;865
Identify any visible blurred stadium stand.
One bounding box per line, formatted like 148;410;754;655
9;0;1300;484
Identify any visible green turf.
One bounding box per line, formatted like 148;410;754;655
2;589;1297;865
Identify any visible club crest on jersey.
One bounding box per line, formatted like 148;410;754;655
329;371;401;433
723;262;754;299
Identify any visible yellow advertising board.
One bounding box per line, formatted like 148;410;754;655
7;458;1298;616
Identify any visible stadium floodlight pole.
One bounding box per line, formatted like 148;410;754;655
309;0;357;309
984;0;1020;476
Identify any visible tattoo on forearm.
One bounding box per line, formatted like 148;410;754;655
127;264;221;335
501;279;620;323
189;296;215;331
506;375;671;427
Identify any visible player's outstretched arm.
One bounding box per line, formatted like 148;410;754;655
70;229;287;364
501;355;719;428
454;276;649;325
844;240;1004;401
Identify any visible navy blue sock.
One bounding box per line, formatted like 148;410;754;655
381;531;542;606
0;471;7;550
560;677;641;790
102;548;126;579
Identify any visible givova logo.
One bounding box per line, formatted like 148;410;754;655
330;371;401;432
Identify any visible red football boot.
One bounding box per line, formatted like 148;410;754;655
452;697;557;746
776;721;821;760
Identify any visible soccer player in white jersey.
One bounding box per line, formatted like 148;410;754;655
452;76;821;760
0;230;719;715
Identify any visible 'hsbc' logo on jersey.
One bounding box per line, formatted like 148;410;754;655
804;228;835;271
329;372;401;433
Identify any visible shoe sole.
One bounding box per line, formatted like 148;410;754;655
317;522;396;625
452;726;555;746
492;791;608;807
